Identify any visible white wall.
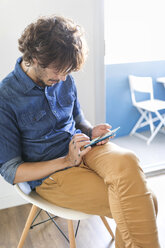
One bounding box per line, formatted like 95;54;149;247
105;0;165;64
0;0;104;209
0;175;26;209
0;0;105;124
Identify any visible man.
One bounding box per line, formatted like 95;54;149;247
0;15;160;247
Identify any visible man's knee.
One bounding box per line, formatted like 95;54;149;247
96;151;147;198
105;150;142;179
115;151;141;176
84;143;142;182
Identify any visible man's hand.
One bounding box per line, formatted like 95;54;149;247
91;123;112;145
65;133;91;166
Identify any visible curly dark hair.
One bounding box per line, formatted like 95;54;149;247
18;15;88;73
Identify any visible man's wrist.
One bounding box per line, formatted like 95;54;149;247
63;155;73;168
50;156;72;172
87;127;93;139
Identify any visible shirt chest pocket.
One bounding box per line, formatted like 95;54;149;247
19;110;51;139
57;93;75;108
20;110;47;127
19;110;52;140
56;94;75;121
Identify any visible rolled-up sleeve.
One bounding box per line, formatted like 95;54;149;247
0;99;23;184
0;156;24;184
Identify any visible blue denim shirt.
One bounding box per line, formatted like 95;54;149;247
0;57;83;189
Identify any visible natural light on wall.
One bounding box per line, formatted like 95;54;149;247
104;0;165;64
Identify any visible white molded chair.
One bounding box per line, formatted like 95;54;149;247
14;184;114;248
128;75;165;144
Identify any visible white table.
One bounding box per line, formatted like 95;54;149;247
156;77;165;87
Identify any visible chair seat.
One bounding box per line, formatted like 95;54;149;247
14;184;92;220
15;184;114;248
134;99;165;112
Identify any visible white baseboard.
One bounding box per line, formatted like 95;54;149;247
144;162;165;178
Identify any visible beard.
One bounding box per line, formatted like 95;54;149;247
37;79;60;87
36;79;47;87
34;67;60;87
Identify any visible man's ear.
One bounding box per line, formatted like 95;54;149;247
32;58;38;65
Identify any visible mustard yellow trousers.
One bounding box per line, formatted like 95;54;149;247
36;142;160;248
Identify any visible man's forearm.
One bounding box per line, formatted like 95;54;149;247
13;156;70;184
76;119;93;139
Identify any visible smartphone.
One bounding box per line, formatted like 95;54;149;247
84;127;120;148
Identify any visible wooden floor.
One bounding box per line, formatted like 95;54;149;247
0;175;164;248
0;204;116;248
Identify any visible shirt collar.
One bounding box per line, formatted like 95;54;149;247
14;57;43;94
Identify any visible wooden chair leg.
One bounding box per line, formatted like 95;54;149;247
67;220;76;248
17;204;38;248
100;216;115;240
